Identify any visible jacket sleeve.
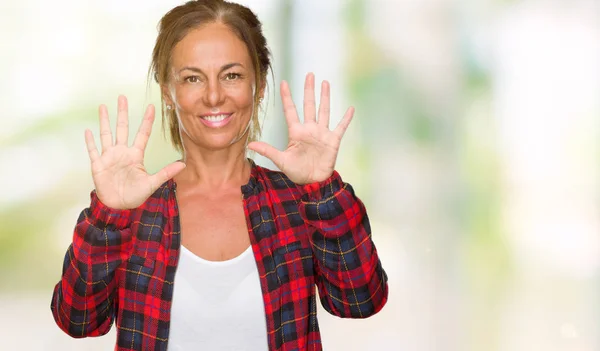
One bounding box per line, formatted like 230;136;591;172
297;171;388;318
51;191;133;337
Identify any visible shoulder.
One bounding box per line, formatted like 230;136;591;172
248;161;304;200
132;180;174;217
252;163;299;190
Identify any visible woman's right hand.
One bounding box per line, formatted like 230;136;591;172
84;95;186;210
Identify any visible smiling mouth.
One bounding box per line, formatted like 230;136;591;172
201;114;230;122
199;113;233;128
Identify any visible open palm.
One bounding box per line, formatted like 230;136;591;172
248;73;354;185
85;96;185;210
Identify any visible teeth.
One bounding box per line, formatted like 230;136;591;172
202;114;228;122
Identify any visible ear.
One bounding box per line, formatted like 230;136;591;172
258;77;267;101
160;84;175;108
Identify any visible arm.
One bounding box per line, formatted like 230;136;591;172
298;171;388;318
51;191;133;337
51;96;184;337
247;74;388;316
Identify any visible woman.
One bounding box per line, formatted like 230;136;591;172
51;1;388;350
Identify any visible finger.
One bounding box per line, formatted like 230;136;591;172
84;129;100;162
115;95;129;146
133;104;155;151
333;106;355;138
150;161;186;192
98;104;112;152
317;80;330;128
247;141;284;169
280;81;300;127
303;73;316;123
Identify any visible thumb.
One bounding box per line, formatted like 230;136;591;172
150;161;186;191
247;141;284;168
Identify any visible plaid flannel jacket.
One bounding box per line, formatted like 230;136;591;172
51;162;388;350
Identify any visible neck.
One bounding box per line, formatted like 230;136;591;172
176;143;251;190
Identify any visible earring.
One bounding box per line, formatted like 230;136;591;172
166;105;172;110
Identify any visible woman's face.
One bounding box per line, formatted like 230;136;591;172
163;22;256;152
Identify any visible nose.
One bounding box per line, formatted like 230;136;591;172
202;77;225;107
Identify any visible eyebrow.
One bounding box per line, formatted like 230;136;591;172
178;63;244;74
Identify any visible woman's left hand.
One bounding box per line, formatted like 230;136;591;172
248;73;354;185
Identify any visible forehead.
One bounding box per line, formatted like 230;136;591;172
171;22;252;70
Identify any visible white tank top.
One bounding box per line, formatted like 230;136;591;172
167;245;269;351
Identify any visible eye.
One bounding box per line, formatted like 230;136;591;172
224;72;241;81
185;76;200;83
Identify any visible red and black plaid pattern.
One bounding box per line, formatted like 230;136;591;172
51;161;388;350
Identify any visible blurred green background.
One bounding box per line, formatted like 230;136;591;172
0;0;598;350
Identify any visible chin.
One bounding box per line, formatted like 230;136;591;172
186;131;247;152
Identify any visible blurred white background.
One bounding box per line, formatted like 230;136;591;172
0;0;598;350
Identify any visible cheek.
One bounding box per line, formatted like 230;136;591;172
225;84;254;109
173;86;202;110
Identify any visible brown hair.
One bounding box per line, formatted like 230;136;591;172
148;0;272;153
